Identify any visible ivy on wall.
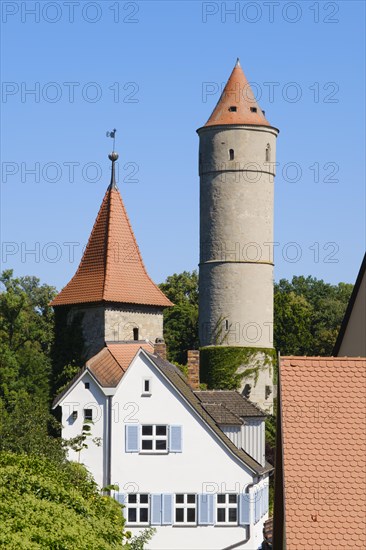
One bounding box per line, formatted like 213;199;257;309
200;346;277;390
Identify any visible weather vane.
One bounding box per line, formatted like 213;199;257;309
106;128;117;151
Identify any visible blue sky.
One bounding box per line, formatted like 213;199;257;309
1;0;365;291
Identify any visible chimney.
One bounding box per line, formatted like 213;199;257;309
154;338;167;360
187;350;200;390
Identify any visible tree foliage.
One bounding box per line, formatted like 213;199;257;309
0;270;56;409
274;276;353;356
159;271;199;364
0;451;129;549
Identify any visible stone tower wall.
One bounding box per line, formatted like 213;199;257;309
67;303;164;361
198;124;278;349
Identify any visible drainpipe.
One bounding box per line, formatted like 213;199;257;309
105;395;112;490
223;481;255;550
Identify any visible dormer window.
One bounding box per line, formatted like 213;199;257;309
228;106;237;112
250;107;257;113
133;328;139;341
229;149;235;161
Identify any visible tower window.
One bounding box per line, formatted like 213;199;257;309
229;149;234;160
265;144;271;163
84;382;90;389
133;328;139;341
250;107;257;113
228;106;237;112
225;319;229;331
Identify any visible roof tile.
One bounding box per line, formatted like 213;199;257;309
279;356;366;548
51;185;172;308
203;60;272;128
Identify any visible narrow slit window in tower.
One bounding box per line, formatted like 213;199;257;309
250;107;257;113
229;149;234;161
265;144;271;163
228;106;237;112
225;319;229;331
133;328;139;341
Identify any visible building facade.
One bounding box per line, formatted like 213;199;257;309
53;346;271;550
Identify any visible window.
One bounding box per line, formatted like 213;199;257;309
229;149;234;160
228;106;237;112
133;328;139;341
250;107;257;113
216;494;238;524
175;494;197;524
142;378;151;395
265;144;271;163
126;493;149;525
72;411;78;421
225;319;229;331
141;425;168;452
84;382;90;389
84;409;93;421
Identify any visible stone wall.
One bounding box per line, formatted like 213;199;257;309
67;303;164;360
105;304;164;343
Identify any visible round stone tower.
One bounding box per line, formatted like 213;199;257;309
198;60;279;412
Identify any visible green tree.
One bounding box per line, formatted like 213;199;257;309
159;271;199;364
0;270;57;409
0;451;130;549
274;276;353;356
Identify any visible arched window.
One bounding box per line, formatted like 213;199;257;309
265;144;271;162
229;149;234;160
133;328;139;341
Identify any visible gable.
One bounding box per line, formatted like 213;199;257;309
115;351;269;476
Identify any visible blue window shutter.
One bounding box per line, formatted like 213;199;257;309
254;489;260;523
239;493;250;525
151;494;162;525
169;425;182;452
264;485;269;514
125;424;139;452
115;493;126;517
115;492;126;505
162;494;173;525
198;494;214;525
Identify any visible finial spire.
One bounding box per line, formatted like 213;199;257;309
235;57;240;67
106;129;118;189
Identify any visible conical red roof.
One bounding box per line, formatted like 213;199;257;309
204;59;270;127
51;184;172;308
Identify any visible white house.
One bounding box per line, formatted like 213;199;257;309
53;342;271;550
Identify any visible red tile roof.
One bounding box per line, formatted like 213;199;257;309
51;185;172;308
106;341;154;372
203;59;271;128
52;341;154;407
278;356;366;549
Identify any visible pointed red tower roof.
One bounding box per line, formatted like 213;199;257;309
51;155;172;308
204;59;271;127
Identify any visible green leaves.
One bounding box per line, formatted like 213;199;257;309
274;276;353;356
0;452;130;549
159;271;199;364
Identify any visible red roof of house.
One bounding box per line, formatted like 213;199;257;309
51;184;172;308
203;59;271;128
279;356;366;549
